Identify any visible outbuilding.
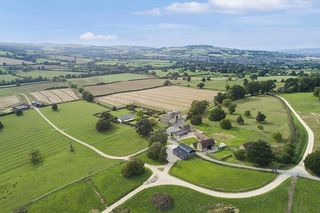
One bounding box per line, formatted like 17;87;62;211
117;113;135;123
197;138;215;151
173;144;196;160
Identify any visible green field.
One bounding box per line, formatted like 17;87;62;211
0;110;120;212
136;152;166;166
0;81;68;96
16;70;82;79
152;69;212;78
170;158;276;192
40;101;149;156
280;93;320;150
96;59;174;67
0;74;22;81
198;95;292;165
181;137;198;145
27;164;152;213
68;73;151;86
121;179;291;213
293;178;320;213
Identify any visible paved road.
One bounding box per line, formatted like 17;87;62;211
22;94;319;212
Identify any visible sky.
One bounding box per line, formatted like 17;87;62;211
0;0;319;50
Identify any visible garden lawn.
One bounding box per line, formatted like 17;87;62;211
68;73;151;86
170;158;276;192
91;164;152;204
280;93;320;150
40;101;149;156
121;179;290;213
181;137;198;145
27;181;104;213
0;110;120;212
292;178;320;213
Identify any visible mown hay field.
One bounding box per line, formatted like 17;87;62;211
31;88;79;104
84;79;165;96
0;57;32;65
0;110;119;212
69;73;152;86
0;95;21;109
96;86;217;111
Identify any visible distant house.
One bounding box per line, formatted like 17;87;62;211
117;113;135;123
197;138;215;151
31;101;42;107
13;104;30;111
166;124;193;139
240;142;256;150
160;111;183;125
173;144;196;160
195;131;209;141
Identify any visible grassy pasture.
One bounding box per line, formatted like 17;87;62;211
0;57;31;65
69;73;151;86
293;178;320;213
280;93;320;150
27;164;152;212
198;95;291;151
40;101;149;156
16;70;82;79
170;158;276;192
0;81;68;97
0;74;22;81
0;110;119;212
121;180;291;213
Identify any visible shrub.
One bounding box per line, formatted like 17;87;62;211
227;103;237;114
100;111;113;120
135;118;153;136
151;192;174;211
15;109;23;116
149;130;168;145
244;110;251;117
69;143;75;153
96;119;111;132
214;92;227;105
158;147;168;162
236;116;244;125
222;99;232;107
190;115;202;125
112;207;131;213
234;149;246;160
209;107;226;121
13;208;28;213
246;140;274;166
30;150;43;165
220;119;232;130
257;125;264;130
313;87;320;97
207;202;240;213
82;91;94;102
202;77;206;82
163;80;172;86
121;158;145;178
256;111;266;123
52;104;58;111
0;121;3;129
197;82;205;89
272;132;283;142
148;142;164;159
304;151;320;176
148;117;158;126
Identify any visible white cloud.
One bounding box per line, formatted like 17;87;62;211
157;23;190;29
79;32;117;41
209;0;311;12
133;7;162;16
166;1;210;13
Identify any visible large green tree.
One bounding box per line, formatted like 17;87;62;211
209;107;226;121
304;151;320;176
135;118;153;136
246;140;274;166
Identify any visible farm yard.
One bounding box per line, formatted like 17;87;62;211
0;95;21;109
0;110;120;212
68;73;152;86
96;86;217;111
85;79;165;96
40;101;149;156
31;88;79;104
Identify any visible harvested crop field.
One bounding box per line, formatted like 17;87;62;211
96;86;217;111
0;57;31;65
31;88;79;104
84;79;165;96
0;95;20;109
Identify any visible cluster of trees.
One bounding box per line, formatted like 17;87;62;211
244;79;276;95
0;75;51;86
235;140;274;166
304;151;320;176
187;100;209;125
121;158;145;178
30;150;43;165
135;118;153;136
96;111;114;132
283;73;320;93
148;131;168;163
52;104;58;111
81;91;94;102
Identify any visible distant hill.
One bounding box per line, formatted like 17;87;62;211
282;48;320;56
